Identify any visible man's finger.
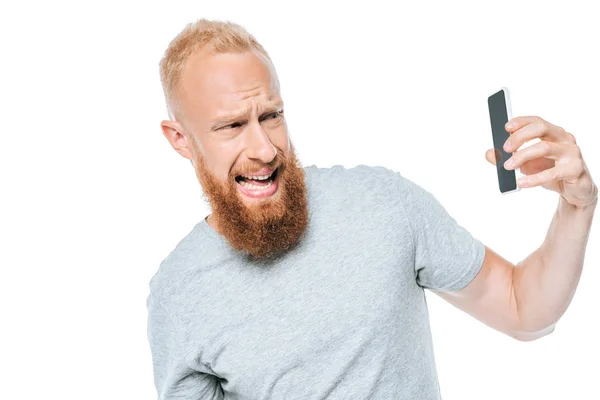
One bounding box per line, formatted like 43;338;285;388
485;148;502;165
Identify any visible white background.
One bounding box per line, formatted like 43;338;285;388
1;1;598;399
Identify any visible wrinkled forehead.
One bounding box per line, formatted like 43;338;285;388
176;49;280;126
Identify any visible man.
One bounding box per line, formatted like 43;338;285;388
147;18;598;399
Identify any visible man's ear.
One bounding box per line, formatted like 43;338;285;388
160;120;194;161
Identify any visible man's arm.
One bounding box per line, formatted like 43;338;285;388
433;195;597;341
147;296;224;399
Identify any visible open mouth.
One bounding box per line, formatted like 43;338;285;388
235;167;279;190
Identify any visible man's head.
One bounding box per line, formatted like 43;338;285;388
159;19;309;261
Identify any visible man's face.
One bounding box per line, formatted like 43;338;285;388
162;49;309;261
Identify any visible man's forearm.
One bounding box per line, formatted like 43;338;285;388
512;195;597;335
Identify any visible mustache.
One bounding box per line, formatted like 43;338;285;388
231;149;286;177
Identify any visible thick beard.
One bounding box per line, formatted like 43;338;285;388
193;142;309;262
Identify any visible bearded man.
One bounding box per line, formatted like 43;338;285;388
147;18;597;400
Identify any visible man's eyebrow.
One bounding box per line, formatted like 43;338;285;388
210;101;283;128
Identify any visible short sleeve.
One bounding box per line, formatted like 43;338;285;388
147;295;224;399
391;171;486;292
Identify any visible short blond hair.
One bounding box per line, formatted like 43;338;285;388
159;18;273;121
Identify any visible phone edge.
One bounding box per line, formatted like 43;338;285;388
499;87;521;195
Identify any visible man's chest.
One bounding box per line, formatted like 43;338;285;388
184;223;418;397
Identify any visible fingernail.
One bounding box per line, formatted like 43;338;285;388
504;141;511;151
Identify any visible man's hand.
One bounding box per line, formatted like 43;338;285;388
484;115;598;209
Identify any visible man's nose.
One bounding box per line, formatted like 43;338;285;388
243;121;277;164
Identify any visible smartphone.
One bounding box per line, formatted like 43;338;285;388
488;87;520;194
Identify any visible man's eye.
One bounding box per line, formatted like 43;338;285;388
221;122;241;130
220;111;283;130
263;110;284;121
270;110;284;119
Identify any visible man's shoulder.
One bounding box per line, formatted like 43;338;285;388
305;164;406;214
305;163;400;182
147;221;204;300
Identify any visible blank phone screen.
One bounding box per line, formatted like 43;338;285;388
488;89;517;193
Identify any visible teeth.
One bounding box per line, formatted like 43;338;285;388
239;180;273;190
240;173;271;180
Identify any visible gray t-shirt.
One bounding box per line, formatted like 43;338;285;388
147;164;486;399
